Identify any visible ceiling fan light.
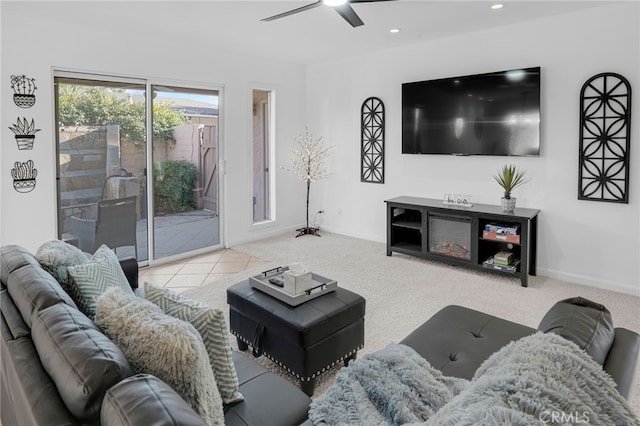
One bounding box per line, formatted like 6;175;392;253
323;0;347;7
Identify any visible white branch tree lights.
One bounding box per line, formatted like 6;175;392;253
283;125;333;237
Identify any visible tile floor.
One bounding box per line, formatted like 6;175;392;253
139;248;269;293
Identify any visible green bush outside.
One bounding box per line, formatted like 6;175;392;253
154;160;198;214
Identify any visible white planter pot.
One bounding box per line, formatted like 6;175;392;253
501;197;516;212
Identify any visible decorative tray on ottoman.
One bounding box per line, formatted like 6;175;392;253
249;266;337;306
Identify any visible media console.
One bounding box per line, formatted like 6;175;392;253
385;196;539;287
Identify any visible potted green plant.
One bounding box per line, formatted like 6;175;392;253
493;164;527;212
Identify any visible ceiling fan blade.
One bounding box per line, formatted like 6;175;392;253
334;3;364;27
261;1;323;22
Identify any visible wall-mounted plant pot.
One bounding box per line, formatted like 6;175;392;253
13;179;36;193
15;135;35;150
13;94;36;108
501;197;516;212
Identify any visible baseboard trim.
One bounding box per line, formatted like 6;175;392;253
536;267;639;297
226;224;302;248
318;225;385;244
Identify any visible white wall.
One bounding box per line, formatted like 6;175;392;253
1;2;307;255
307;2;640;295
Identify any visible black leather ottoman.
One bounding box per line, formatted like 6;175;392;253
227;279;366;396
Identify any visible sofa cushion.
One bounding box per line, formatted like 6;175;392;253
1;289;30;340
144;282;244;404
67;245;134;319
225;351;312;426
30;302;133;423
0;245;41;286
95;288;224;425
35;240;89;293
101;374;208;426
7;263;77;328
538;296;615;365
1;323;77;426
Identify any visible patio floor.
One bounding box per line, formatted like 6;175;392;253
116;210;220;260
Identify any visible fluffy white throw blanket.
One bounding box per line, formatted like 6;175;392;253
309;333;640;426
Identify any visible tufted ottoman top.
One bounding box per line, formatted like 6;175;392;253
227;279;365;347
400;305;535;380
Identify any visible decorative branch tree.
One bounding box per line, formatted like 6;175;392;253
283;125;333;237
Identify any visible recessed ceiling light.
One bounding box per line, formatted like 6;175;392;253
323;0;347;6
389;28;401;34
491;4;504;10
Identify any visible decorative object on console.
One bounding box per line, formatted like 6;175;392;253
11;74;37;108
8;117;41;150
282;125;333;237
361;97;385;184
579;73;631;203
493;164;527;212
11;160;37;193
442;193;472;207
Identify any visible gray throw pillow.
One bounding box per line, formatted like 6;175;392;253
35;240;89;293
67;245;133;319
144;282;244;404
95;288;224;425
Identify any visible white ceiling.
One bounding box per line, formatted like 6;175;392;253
14;1;612;65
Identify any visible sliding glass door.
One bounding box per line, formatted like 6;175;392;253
55;76;149;260
55;73;221;263
151;85;220;259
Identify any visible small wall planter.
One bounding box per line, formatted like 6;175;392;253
15;135;35;150
8;117;40;150
11;75;37;108
11;160;38;193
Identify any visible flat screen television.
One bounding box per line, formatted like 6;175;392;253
402;67;541;156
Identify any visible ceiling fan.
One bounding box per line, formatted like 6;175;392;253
261;0;396;28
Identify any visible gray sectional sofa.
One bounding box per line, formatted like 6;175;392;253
2;242;638;425
0;245;311;426
401;299;640;400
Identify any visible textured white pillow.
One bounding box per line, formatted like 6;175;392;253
67;245;133;319
35;240;89;293
95;288;224;425
144;282;244;404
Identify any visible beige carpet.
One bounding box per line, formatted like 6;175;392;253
182;231;640;414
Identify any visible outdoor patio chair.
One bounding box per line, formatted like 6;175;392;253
70;195;138;259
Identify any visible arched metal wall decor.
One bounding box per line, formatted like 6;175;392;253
579;73;632;203
361;97;385;184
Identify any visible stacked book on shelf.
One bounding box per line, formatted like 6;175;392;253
482;223;521;244
483;250;520;273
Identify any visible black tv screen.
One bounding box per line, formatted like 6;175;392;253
402;67;541;156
